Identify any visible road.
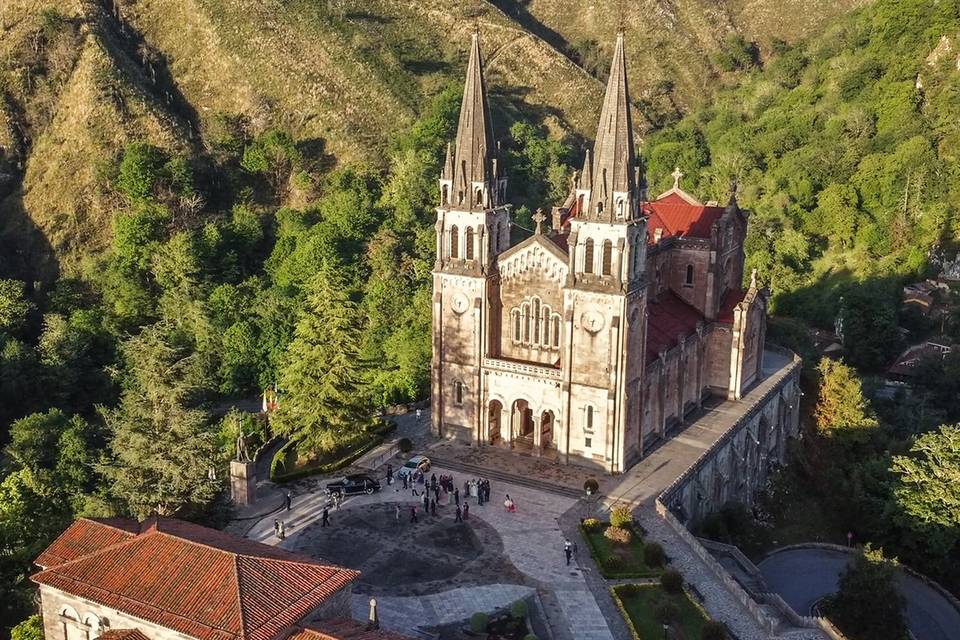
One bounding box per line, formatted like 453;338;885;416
758;547;960;640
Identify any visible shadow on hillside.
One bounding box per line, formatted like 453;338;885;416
0;188;59;284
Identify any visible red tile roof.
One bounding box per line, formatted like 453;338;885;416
289;621;414;640
717;289;747;324
33;518;359;640
98;630;151;640
643;192;724;243
35;518;139;569
646;291;704;363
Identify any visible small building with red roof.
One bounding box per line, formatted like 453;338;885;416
32;518;409;640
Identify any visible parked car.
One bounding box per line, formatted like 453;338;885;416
325;474;381;497
397;454;431;479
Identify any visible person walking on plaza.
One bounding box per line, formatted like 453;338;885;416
278;520;286;539
454;488;460;507
455;505;462;523
463;503;469;521
321;507;330;527
274;519;280;539
285;491;292;511
410;506;418;523
431;473;437;491
422;493;429;514
564;539;573;565
402;473;408;491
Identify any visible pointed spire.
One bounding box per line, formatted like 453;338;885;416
588;31;637;221
442;143;454;180
451;30;497;208
579;148;592;189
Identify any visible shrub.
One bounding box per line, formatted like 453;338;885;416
644;541;666;567
604;525;632;544
11;616;43;640
661;569;684;594
510;598;528;620
610;505;632;528
398;437;413;453
584;478;599;494
701;620;728;640
654;598;680;625
582;517;602;532
469;612;489;633
603;555;623;570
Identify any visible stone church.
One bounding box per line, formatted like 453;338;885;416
431;32;767;473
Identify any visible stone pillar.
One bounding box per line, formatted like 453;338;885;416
230;460;256;506
533;413;542;456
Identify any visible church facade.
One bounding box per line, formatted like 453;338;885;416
431;32;767;473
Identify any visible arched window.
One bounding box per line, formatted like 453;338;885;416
583;239;595;274
513;310;521;342
602;240;613;276
542;305;551;346
616;199;625;218
533;298;541;344
450;226;459;259
596;201;604;214
685;264;694;286
455;381;464;404
476;187;483;206
552;315;561;348
522;303;530;343
458;190;464;204
465;227;475;260
585;406;594;431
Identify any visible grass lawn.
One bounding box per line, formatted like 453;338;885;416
581;523;662;578
613;584;709;639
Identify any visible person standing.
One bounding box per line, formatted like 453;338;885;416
410;506;418;523
454;488;460;507
274;519;280;539
463;503;469;521
285;492;292;511
422;493;429;514
431;473;437;491
387;464;393;486
431;498;437;517
278;520;286;539
564;539;573;566
321;507;330;527
402;473;408;490
455;505;462;523
395;504;401;524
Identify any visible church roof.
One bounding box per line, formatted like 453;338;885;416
287;621;415;640
646;291;704;363
98;631;151;640
643;192;724;243
32;518;359;640
449;31;496;199
586;31;637;221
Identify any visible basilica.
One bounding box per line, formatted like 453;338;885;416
431;32;767;473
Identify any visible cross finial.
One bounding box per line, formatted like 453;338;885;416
671;167;683;189
616;0;625;32
533;208;546;234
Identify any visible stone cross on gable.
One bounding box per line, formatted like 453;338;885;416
671;167;684;189
533;208;546;234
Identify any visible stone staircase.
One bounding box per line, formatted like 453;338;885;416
426;455;587;500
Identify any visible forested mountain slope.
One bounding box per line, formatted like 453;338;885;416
0;0;865;275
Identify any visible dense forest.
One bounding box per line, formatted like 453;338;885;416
1;0;960;638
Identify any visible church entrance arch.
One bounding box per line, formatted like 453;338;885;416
489;400;503;445
511;399;534;443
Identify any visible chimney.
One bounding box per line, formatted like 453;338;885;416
367;598;379;630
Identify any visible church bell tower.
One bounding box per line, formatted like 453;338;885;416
432;31;511;442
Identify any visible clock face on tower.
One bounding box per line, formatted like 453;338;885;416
581;310;605;334
451;293;470;315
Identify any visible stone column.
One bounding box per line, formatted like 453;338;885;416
532;413;543;456
230;460;256;506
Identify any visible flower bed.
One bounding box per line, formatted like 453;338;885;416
611;584;711;639
580;520;662;578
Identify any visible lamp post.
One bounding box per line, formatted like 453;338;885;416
662;622;669;639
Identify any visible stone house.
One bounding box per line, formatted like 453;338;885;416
432;32;767;473
31;518;411;640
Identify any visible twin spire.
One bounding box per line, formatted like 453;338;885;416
444;29;638;218
443;30;499;208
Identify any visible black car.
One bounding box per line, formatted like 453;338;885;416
325;474;381;496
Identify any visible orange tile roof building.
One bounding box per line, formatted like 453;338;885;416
32;519;408;640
